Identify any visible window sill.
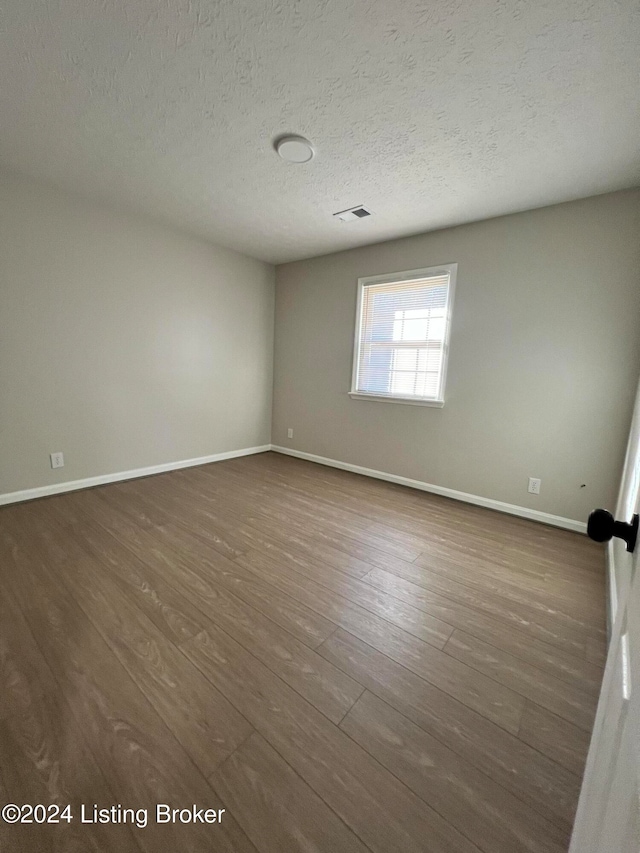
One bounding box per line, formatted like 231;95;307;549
348;392;444;408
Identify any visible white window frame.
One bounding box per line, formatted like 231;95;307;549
349;263;457;407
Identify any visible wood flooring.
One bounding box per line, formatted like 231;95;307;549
0;451;607;853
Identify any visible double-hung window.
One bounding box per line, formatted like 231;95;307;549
350;264;456;407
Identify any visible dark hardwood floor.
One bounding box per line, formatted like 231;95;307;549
0;451;607;853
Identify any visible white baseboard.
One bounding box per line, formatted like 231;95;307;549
271;445;587;534
0;442;587;534
0;444;271;507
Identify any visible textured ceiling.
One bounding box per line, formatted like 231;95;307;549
1;0;639;264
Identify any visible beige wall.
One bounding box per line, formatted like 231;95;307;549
0;171;275;496
272;189;640;523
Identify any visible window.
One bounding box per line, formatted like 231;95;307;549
350;264;456;406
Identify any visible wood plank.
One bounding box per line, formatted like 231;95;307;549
412;549;605;634
586;635;609;666
410;532;606;592
213;731;370;853
0;451;606;853
123;457;603;648
51;493;204;646
182;623;482;853
232;548;455;654
0;524;257;853
84;490;338;650
158;522;339;649
109;476;254;561
235;549;525;734
318;627;581;833
230;466;598;624
359;554;590;658
233;454;603;572
42;501;364;727
0;719;51;853
519;700;592;777
195;464;427;563
341;690;569;853
0;587;142;853
165;460;426;564
166;469;378;579
237;542;456;647
13;509;254;779
444;629;598;731
363;566;604;694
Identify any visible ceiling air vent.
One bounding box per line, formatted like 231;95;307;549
333;205;373;222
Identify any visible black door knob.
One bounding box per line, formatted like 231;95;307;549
587;509;639;553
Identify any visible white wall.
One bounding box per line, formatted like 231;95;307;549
272;189;640;524
0;170;275;497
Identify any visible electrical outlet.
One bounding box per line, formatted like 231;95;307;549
287;428;294;439
528;477;541;495
50;452;64;469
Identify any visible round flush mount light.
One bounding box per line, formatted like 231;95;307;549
275;135;315;163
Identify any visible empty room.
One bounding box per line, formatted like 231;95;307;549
1;1;639;852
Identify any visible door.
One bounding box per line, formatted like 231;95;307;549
569;379;640;852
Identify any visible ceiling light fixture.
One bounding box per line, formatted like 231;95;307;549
275;135;315;163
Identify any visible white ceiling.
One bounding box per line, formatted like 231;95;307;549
1;0;639;264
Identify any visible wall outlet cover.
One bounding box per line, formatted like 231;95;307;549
528;477;541;495
50;452;64;469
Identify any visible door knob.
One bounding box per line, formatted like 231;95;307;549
587;509;638;553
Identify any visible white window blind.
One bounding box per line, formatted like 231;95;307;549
350;265;456;406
